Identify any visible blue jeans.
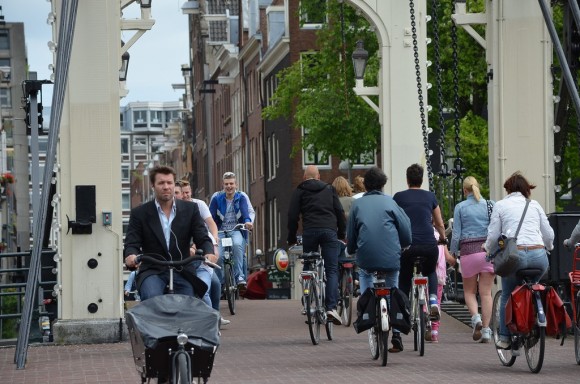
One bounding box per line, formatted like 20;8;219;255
209;272;221;311
499;248;548;340
302;228;340;310
217;230;246;283
196;264;214;307
139;271;194;301
359;268;400;334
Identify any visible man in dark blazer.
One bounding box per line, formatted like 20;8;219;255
124;165;217;300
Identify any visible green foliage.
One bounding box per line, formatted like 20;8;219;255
263;0;380;163
1;288;20;339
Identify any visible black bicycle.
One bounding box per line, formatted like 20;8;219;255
367;271;391;366
491;268;546;374
337;253;356;327
126;253;221;384
219;223;248;315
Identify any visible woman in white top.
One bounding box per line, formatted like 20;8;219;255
484;172;554;350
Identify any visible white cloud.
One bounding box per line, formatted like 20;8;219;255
3;0;189;106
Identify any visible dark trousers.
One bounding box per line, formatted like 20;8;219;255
302;228;340;310
399;244;439;303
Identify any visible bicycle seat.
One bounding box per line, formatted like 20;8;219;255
299;252;321;261
515;268;544;281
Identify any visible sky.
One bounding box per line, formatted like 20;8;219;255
3;0;190;106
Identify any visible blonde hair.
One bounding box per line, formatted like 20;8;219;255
353;175;365;194
463;176;482;201
332;176;353;197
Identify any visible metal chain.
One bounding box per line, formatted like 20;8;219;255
450;0;465;206
432;0;451;179
410;0;434;191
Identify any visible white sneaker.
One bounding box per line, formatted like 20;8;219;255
480;327;491;343
471;314;482;341
220;317;231;326
496;339;510;349
326;309;343;325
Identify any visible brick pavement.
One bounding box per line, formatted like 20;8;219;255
1;299;579;383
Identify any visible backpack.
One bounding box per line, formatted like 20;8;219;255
505;284;535;334
353;288;376;334
389;287;411;335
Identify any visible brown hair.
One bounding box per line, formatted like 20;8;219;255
149;165;176;185
353;175;365;194
332;176;353;197
503;171;535;199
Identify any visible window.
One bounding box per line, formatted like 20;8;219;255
269;198;278;251
122;191;130;210
302;127;330;167
150;111;163;127
0;87;11;107
133;136;147;147
352;150;376;168
0;58;10;80
133;110;147;128
0;29;9;50
121;165;130;182
267;133;279;180
121;138;129;154
300;0;326;28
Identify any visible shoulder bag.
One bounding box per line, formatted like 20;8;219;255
492;199;530;277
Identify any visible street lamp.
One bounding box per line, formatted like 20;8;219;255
140;0;152;9
119;51;130;81
352;40;369;80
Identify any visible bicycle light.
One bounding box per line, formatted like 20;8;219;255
177;332;189;346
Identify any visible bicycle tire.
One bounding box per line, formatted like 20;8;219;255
325;320;334;341
524;324;545;373
412;287;419;352
176;352;191;384
378;328;389;366
418;303;426;356
368;327;380;360
306;284;320;345
224;262;236;315
575;292;580;365
491;290;516;366
342;270;353;327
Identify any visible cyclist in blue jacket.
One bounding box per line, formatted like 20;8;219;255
347;166;412;352
209;172;253;285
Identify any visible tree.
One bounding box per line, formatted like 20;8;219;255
262;0;380;165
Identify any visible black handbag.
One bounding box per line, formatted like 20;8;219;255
389;287;411;334
492;199;529;277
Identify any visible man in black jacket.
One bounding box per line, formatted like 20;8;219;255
124;165;217;300
287;165;346;324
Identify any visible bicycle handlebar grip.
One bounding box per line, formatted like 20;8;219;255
136;254;206;267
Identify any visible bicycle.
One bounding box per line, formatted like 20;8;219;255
337;251;356;327
491;268;547;373
126;253;221;384
409;257;431;357
219;223;248;315
567;244;580;365
297;249;333;345
367;271;391;366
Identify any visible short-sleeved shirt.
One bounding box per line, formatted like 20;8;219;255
393;189;438;245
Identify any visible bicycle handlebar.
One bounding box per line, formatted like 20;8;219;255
136;251;221;269
218;223;251;235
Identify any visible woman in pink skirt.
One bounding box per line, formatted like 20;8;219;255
450;176;495;343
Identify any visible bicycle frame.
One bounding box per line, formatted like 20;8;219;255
299;252;331;345
410;260;429;356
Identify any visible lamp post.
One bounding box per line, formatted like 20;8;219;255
351;40;379;114
139;0;152;8
119;51;130;81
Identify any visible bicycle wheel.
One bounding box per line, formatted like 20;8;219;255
575;292;580;365
491;290;516;366
524;324;545;373
378;327;389;366
368;326;380;360
176;352;191;384
306;285;321;345
418;303;426;356
341;270;353;327
224;262;236;315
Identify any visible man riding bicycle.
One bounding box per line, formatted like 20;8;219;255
347;167;412;351
209;172;253;286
